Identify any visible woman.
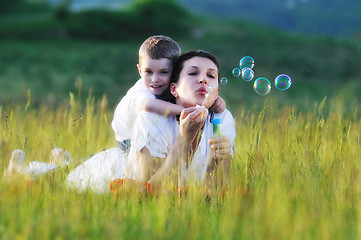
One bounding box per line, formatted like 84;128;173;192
66;50;236;193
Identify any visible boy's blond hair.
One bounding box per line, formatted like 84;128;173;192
139;35;181;64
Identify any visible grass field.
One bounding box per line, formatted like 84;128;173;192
1;94;361;239
1;2;361;238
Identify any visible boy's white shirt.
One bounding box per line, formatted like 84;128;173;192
111;78;156;142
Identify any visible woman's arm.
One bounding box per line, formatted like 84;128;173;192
137;107;208;191
138;134;191;189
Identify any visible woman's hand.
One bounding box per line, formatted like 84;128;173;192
208;136;232;171
206;136;232;190
179;106;208;142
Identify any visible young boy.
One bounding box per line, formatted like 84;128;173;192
111;35;225;150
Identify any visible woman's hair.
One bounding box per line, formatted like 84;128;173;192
170;50;219;84
158;50;219;103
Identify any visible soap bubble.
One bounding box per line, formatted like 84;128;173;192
207;84;215;93
232;68;241;77
275;74;292;90
239;56;255;69
254;77;271;95
220;77;228;85
242;67;254;82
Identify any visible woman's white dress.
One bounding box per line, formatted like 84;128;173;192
25;161;59;178
66;110;236;194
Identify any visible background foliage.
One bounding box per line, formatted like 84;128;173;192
0;0;360;114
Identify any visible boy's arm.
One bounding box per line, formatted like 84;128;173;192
142;98;184;116
209;96;226;113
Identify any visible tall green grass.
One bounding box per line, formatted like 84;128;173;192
1;94;361;239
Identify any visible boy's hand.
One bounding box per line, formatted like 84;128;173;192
210;96;226;113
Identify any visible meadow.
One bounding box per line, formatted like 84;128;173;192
1;1;361;238
1;93;361;239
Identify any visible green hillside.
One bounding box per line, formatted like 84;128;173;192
0;0;360;114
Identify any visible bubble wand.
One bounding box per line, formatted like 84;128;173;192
202;85;215;107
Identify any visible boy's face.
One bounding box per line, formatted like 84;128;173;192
137;57;172;96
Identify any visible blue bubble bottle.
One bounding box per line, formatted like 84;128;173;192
213;119;222;138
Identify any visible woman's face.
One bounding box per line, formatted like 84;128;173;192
171;56;219;108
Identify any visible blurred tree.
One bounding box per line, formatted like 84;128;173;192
65;0;193;40
0;0;51;14
55;0;72;22
0;0;24;14
131;0;192;37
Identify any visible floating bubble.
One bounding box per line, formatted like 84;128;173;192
275;74;292;90
242;67;254;82
254;77;271;95
232;68;241;77
220;77;228;85
239;56;255;69
206;84;215;93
